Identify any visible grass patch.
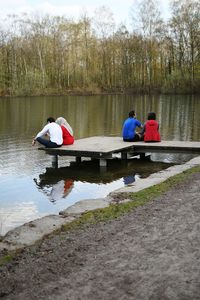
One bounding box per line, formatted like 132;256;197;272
0;255;12;266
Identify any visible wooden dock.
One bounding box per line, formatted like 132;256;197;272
39;136;200;168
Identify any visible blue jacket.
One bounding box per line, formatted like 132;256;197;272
122;117;141;139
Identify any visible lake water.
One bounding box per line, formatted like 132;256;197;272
0;94;200;235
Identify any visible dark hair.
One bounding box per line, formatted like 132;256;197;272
147;112;156;120
129;110;135;118
47;117;55;123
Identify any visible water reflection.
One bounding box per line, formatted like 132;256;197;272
35;158;173;203
1;94;200;143
123;174;136;185
34;178;74;203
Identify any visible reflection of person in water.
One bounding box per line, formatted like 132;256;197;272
123;174;136;185
49;179;74;202
64;179;74;194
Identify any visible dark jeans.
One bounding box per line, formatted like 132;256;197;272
123;133;141;142
36;137;62;148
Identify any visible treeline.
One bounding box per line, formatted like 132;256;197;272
0;0;199;96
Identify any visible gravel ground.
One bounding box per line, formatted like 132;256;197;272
0;172;200;300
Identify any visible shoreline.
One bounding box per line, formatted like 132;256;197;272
1;90;199;98
1;155;200;252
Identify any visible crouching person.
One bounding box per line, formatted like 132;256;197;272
32;117;63;148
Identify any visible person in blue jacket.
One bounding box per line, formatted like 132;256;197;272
122;110;143;142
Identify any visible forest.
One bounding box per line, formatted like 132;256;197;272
0;0;199;96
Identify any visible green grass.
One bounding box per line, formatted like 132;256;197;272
0;255;12;266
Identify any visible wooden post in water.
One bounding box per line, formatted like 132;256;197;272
76;157;82;164
52;155;58;168
139;153;146;160
99;159;107;173
121;152;127;160
139;153;151;160
100;159;107;167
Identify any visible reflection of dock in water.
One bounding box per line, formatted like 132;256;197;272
35;158;173;204
37;158;172;187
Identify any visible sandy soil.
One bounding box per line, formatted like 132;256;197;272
0;172;200;300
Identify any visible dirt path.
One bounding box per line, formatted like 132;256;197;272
0;172;200;300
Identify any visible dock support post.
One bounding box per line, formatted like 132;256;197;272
99;159;107;167
121;152;127;160
99;159;107;172
76;157;82;164
139;153;151;160
139;153;145;160
52;155;58;168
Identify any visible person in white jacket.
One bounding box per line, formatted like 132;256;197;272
32;117;63;148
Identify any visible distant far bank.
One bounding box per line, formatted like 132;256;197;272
1;87;199;98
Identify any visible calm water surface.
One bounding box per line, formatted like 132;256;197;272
0;94;200;235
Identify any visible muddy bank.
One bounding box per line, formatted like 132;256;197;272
0;164;200;299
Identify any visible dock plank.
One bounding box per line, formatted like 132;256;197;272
40;136;132;154
39;136;135;158
129;140;200;154
39;136;200;155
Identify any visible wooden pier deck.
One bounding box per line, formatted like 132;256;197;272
39;136;200;168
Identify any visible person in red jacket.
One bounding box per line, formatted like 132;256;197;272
142;112;161;142
56;117;74;145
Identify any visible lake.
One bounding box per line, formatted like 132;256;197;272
0;94;200;235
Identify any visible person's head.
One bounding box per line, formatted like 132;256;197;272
147;112;156;120
56;117;66;126
56;116;74;136
47;117;55;123
129;110;135;118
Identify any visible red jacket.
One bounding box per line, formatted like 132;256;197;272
144;120;161;142
61;125;74;145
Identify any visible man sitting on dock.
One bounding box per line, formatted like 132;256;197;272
122;110;143;142
32;117;63;148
